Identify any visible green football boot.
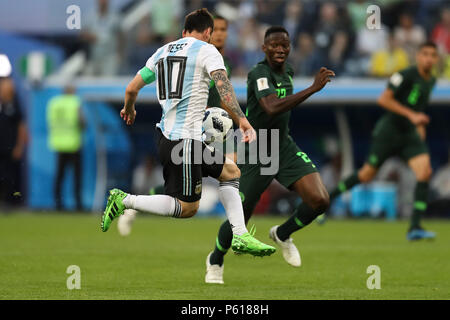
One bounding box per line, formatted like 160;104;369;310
231;225;276;257
101;188;128;232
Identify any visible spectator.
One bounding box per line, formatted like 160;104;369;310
282;0;304;42
0;77;27;208
345;22;389;76
370;33;409;77
47;85;85;211
312;2;350;73
431;7;450;55
149;0;184;44
255;0;286;26
393;12;426;63
291;32;322;76
238;17;264;73
347;0;371;33
81;0;123;76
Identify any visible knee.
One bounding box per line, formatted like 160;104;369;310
308;191;330;214
180;202;199;218
220;162;241;181
229;164;241;179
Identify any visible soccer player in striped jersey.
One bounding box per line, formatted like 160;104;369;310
117;13;234;236
101;8;276;258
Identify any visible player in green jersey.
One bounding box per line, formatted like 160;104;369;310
117;14;234;236
206;15;233;110
326;41;439;241
205;26;335;284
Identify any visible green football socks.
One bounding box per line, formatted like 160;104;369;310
410;181;429;230
330;172;360;200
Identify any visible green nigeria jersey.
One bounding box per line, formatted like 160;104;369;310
207;56;232;108
383;65;436;130
246;59;294;145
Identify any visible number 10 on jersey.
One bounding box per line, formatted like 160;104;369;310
157;56;187;100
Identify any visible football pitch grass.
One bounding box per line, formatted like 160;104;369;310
0;212;449;300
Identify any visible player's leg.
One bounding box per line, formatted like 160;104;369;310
402;131;435;240
407;153;435;240
326;129;394;221
329;163;378;201
206;164;272;283
211;156;276;256
274;173;329;248
209;164;271;264
269;142;326;266
101;135;201;232
118;183;166;236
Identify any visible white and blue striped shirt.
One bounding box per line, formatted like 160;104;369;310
144;37;226;141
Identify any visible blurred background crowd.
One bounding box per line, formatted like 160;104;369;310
68;0;450;78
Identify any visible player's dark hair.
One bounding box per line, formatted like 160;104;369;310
184;8;214;33
213;14;228;27
264;26;289;40
419;41;437;50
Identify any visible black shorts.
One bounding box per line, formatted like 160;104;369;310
156;128;225;202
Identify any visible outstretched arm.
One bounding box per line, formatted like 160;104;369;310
259;67;335;116
121;74;147;125
210;69;256;142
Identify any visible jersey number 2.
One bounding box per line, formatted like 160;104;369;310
157;56;187;100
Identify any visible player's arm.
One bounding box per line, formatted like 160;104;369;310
121;68;155;125
259;67;335;116
377;88;430;126
210;69;256;143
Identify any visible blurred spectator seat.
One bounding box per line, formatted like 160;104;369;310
370;34;409;77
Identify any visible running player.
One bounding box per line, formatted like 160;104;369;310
101;8;276;257
117;14;234;236
327;41;439;241
205;26;335;284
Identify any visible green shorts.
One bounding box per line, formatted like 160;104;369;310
367;120;428;168
238;136;318;214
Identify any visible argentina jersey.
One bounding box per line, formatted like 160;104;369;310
140;37;226;141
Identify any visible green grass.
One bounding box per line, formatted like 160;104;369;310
0;212;449;300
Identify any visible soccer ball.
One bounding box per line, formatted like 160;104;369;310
202;107;233;144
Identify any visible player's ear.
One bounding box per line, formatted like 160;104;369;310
206;27;213;37
182;29;186;37
262;43;267;54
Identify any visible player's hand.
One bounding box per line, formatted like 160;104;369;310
120;107;136;125
239;117;257;143
408;112;430;126
311;67;335;92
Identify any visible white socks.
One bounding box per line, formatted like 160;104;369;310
123;194;182;218
121;179;248;236
218;179;248;236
